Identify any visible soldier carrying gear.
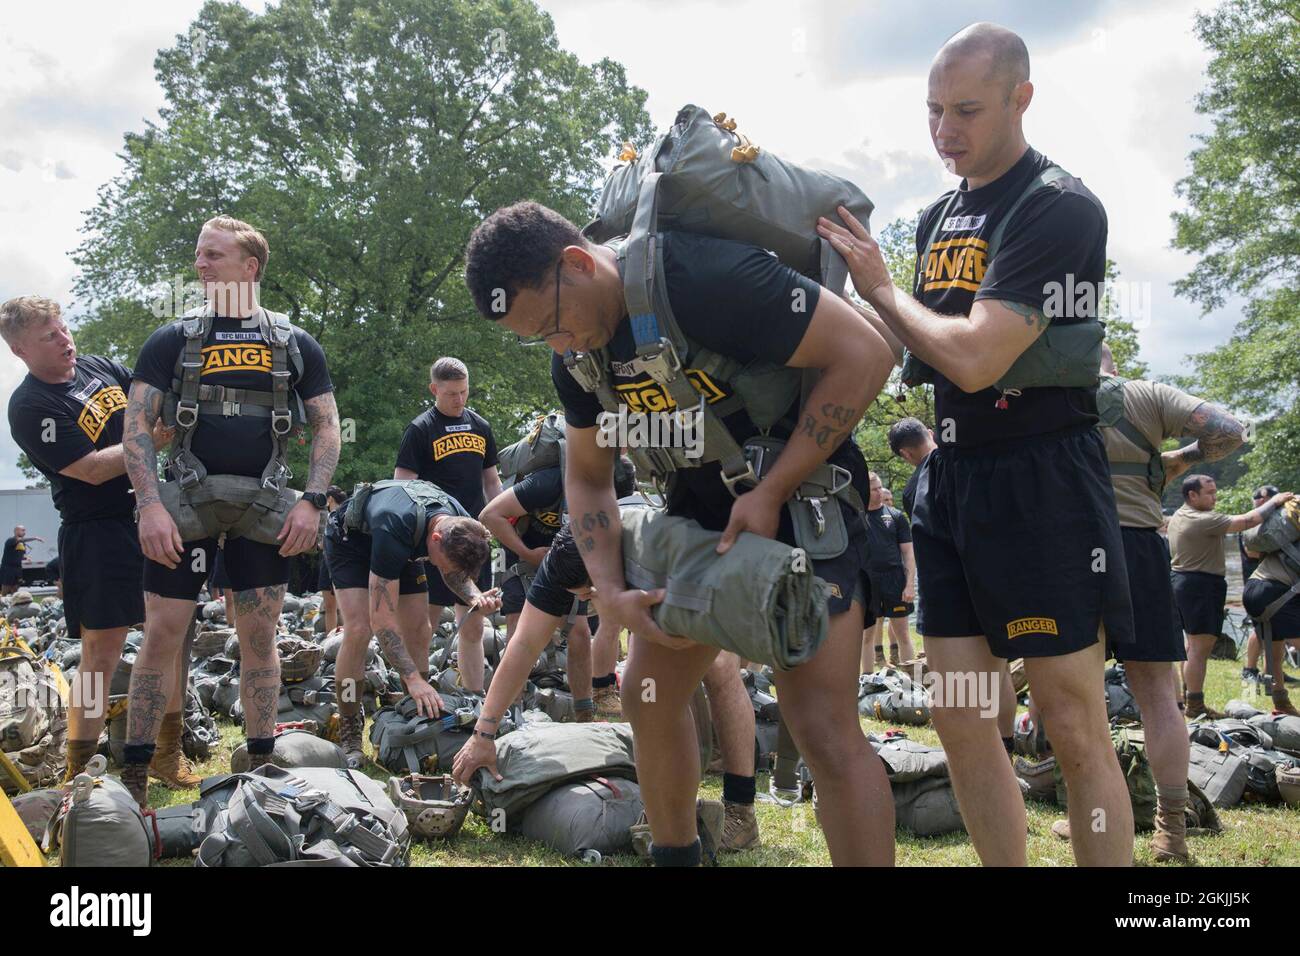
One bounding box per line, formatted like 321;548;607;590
121;215;341;807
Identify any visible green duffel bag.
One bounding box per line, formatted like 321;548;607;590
475;723;638;825
620;508;827;670
518;776;644;856
47;757;152;867
1187;741;1248;808
10;787;62;844
1249;713;1300;756
892;776;965;837
230;725;346;773
1056;726;1157;829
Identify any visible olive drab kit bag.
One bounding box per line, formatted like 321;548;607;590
1241;502;1300;690
343;479;462;538
898;165;1105;397
1096;377;1166;494
569;105;871;529
157;305;324;547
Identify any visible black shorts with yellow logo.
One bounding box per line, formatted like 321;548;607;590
869;569;913;619
911;425;1134;659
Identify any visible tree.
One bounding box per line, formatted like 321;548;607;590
17;453;49;490
1170;0;1300;509
69;0;652;485
1100;260;1148;380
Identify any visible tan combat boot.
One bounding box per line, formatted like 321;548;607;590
593;685;623;721
149;712;202;788
721;801;761;852
338;711;367;769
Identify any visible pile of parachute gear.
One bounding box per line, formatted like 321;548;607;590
743;667;782;767
229;721;346;772
870;730;967;837
0;621;68;791
1184;703;1300;808
192;763;410;867
857;665;931;726
319;628;404;712
1104;664;1142;723
369;692;519;775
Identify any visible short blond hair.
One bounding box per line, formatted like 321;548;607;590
202;215;269;281
0;296;61;347
430;357;468;383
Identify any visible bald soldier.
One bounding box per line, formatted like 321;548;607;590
821;23;1136;865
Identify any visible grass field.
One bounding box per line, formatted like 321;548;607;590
146;636;1300;868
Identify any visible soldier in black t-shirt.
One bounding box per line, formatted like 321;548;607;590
394;357;502;689
119;216;341;805
323;480;496;766
0;525;42;593
887;417;938;522
2;294;184;782
819;24;1135;866
465;201;898;866
861;472;917;671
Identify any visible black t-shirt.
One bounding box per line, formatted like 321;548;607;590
865;505;912;575
1238;533;1261;585
511;466;565;556
355;484;470;580
553;231;871;528
914;147;1107;447
133;316;333;479
8;355;135;521
395;406;498;517
901;468;920;521
2;537;25;569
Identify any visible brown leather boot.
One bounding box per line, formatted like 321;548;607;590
149;711;202;788
121;763;151;808
338;711;366;769
1151;806;1190;863
62;739;100;783
1184;694;1224;720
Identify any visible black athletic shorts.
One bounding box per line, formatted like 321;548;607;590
317;557;333;593
911;425;1134;659
526;525;594;619
1243;578;1300;642
144;534;290;599
0;566;22;587
427;557;493;607
208;548;231;591
1171;570;1227;637
501;570;528;616
322;510;427;594
60;515;145;631
1110;527;1185;663
868;568;912;619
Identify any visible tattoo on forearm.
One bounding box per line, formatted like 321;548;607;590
577;511;610;555
375;626;419;678
371;577;398;615
242;666;280;738
799;402;861;452
442;570;480;605
303;393;341;493
1179;403;1244;464
1004;300;1050;331
581;536;596;553
124;383;165;500
127;667;168;745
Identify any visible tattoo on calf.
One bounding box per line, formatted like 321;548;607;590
127;667;168;745
242;666;280;736
235;585;285;659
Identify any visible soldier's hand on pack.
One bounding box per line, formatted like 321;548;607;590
406;674;444;719
151;419;175;448
277;499;321;557
604;587;693;650
817;206;894;304
1270;491;1295;509
717;485;782;555
452;731;501;785
138;502;184;568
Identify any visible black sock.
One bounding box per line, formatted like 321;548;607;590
651;839;701;867
123;743;156;765
1187;692;1204;701
247;736;275;756
592;673;617;689
723;772;756;805
1002;736;1014;756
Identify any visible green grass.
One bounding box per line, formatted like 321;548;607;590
148;641;1300;867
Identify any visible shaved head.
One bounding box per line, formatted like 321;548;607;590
934;22;1030;102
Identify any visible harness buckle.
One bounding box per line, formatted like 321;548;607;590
806;497;827;536
175;400;199;429
270;409;293;436
221;401;241;417
720;459;759;499
639;338;682;384
177;467;202;491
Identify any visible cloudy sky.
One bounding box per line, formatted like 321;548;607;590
0;0;1238;487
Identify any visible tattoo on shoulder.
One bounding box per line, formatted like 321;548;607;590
1003;300;1050;331
1181;403;1243;463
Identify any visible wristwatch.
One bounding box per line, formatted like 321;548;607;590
302;491;328;510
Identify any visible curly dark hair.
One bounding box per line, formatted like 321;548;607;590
464;202;585;320
887;417;931;456
437;516;491;576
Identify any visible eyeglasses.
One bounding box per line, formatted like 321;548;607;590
516;260;572;347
